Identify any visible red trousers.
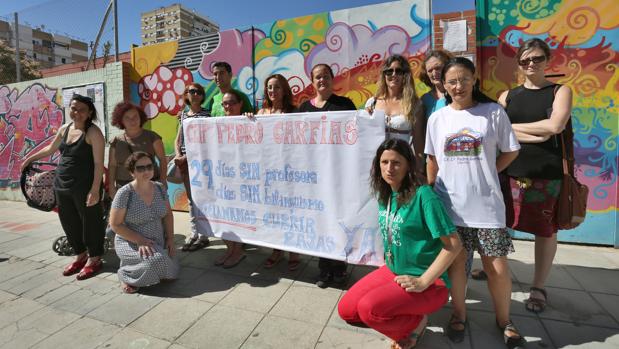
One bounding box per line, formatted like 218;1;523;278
338;265;448;341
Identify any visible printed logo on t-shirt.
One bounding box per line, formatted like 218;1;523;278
378;209;403;247
444;128;483;160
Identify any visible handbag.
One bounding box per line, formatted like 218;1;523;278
20;162;58;211
555;119;589;229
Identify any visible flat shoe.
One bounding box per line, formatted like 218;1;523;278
264;251;283;269
76;260;102;280
181;237;197;251
471;268;488;280
497;320;526;349
62;258;87;276
288;259;301;271
223;254;246;269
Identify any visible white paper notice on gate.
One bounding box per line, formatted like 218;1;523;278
183;110;385;266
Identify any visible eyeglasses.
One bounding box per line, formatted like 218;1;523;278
188;89;203;95
444;77;474;87
383;68;406;77
135;164;154;172
222;100;239;107
518;55;546;66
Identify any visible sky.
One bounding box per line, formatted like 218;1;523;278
0;0;475;53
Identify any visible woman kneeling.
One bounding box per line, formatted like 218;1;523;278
338;139;462;349
110;151;179;293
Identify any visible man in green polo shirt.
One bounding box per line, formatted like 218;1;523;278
205;61;253;116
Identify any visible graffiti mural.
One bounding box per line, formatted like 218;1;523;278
131;0;431;211
477;0;619;245
0;83;63;190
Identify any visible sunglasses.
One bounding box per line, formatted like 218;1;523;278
518;55;546;66
135;163;154;172
383;68;407;77
188;89;203;95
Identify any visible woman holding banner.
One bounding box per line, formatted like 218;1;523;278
255;74;302;271
338;138;461;349
298;63;356;288
174;83;211;252
365;55;425;177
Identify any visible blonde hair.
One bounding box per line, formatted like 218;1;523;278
374;55;421;126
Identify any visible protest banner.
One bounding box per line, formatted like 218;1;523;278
184;110;386;265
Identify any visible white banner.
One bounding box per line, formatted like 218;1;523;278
184;110;385;265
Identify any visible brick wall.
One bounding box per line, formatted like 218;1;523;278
433;10;478;67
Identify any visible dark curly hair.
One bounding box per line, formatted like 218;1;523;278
125;151;155;173
419;49;454;87
111;102;148;130
370;139;421;206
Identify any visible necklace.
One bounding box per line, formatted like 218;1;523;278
384;196;401;264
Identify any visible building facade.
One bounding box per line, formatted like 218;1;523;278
141;3;219;46
0;19;88;69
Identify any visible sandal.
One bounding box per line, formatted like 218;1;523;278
76;259;102;281
288;259;301;271
223;254;246;269
525;286;547;313
471;268;488;280
186;238;209;252
445;314;466;343
181;237;197;252
62;257;88;276
392;315;427;349
264;250;283;269
497;320;526;349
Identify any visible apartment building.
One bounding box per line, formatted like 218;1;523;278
141;3;219;46
0;19;88;69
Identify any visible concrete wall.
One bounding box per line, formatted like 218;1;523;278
0;61;129;201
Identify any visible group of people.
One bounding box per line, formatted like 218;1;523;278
20;37;571;349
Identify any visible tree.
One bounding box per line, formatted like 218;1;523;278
0;40;42;85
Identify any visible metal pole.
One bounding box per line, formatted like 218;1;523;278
113;0;119;61
86;0;113;70
14;12;21;82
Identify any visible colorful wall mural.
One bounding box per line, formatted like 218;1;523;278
0;84;63;191
131;0;432;213
477;0;619;245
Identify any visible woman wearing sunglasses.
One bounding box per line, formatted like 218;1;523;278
174;83;212;252
497;38;573;314
110;151;179;293
365;55;426;178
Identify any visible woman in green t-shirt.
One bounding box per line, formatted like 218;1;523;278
338;139;462;349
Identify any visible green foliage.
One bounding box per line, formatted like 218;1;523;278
0;40;42;84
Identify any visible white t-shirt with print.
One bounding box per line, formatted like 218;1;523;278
424;102;520;228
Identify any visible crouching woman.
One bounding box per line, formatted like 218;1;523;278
338;139;462;349
109;151;179;293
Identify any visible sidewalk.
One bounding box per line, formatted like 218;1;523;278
0;200;618;349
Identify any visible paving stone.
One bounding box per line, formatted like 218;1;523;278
9;240;54;259
543;318;619;348
510;262;582;290
242;314;323;348
87;293;163;326
1;265;61;295
0;258;43;283
35;283;81;305
0;289;17;304
31;317;121;349
564;266;619;295
466;310;549;349
0;306;81;348
0;232;22;244
51;287;119;316
167;269;241;303
316;326;388;348
269;283;341;325
130;298;213;342
176;304;263;349
590;293;619;327
96;327;171;349
219;276;290;313
0;297;46;329
464;276;530;317
536;287;619;328
0;236;41;254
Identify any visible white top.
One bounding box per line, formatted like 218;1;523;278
424;102;520;228
365;97;411;142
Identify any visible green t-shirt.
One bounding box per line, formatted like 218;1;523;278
378;185;456;287
206;88;253;116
